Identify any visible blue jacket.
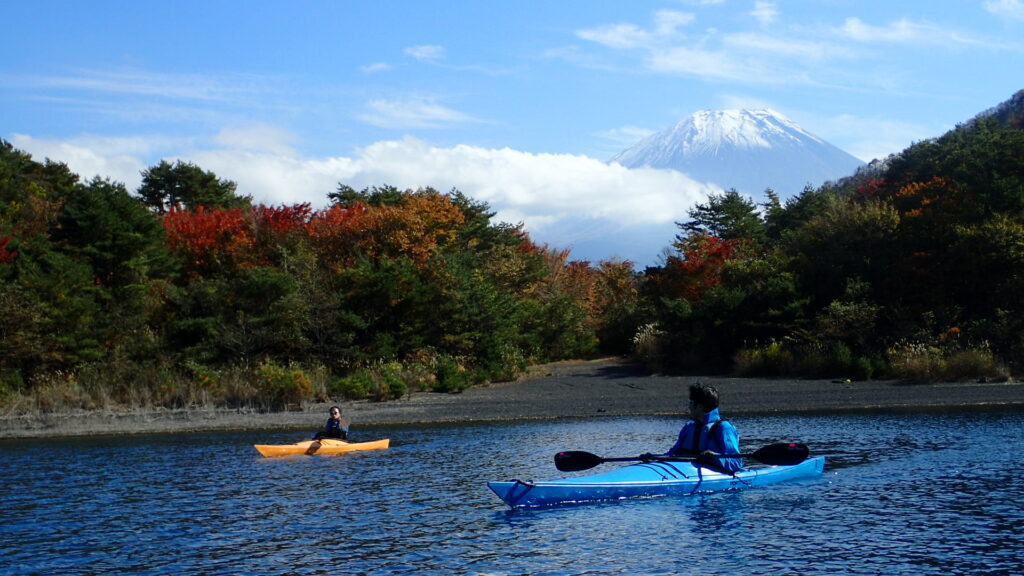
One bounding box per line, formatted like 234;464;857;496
665;408;742;473
314;418;349;440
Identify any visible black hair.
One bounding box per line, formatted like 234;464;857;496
688;383;720;411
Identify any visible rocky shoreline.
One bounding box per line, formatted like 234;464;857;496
3;357;1023;439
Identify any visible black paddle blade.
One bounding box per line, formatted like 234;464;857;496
751;442;809;466
554;450;605;472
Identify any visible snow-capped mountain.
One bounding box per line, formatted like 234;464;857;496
610;109;865;199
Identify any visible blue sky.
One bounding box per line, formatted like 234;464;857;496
3;0;1023;264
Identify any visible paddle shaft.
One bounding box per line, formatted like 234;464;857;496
554;442;809;472
602;452;750;463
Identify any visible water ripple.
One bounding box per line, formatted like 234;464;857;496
2;411;1022;575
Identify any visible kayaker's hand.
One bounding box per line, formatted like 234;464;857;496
639;452;656;462
700;450;716;457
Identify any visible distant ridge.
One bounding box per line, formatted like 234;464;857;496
610;109;865;200
972;88;1024;129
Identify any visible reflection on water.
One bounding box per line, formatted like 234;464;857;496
2;410;1022;575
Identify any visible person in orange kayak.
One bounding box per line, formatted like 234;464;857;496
313;406;349;441
649;383;742;473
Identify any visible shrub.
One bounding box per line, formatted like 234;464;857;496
398;354;437;392
330;361;409;401
853;356;875;381
433;356;474;393
943;348;1007;381
474;343;527;383
733;340;795;376
28;371;96;412
254;359;314;409
330;372;371;400
631;323;666;372
886;340;1007;382
377;361;407;400
733;339;884;380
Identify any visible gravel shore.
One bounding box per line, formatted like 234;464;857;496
3;357;1023;439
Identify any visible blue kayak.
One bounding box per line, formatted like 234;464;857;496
488;456;826;508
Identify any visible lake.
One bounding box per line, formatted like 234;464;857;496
2;409;1022;575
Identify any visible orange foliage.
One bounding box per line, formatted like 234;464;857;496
356;191;466;266
162;206;255;274
304;203;368;268
249;203;314;264
253;203;312;239
894;177;961;220
658;234;740;301
594;260;637;309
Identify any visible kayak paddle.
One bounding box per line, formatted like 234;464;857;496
554;442;809;472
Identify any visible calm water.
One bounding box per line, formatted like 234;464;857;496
2;409;1023;575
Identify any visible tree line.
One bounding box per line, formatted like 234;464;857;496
643;109;1024;381
0;150;636;410
2;100;1022;411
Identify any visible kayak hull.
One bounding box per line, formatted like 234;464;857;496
488;455;825;508
254;438;390;457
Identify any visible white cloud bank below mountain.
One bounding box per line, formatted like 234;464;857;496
10;134;720;265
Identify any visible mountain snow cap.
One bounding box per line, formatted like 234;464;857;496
609;108;863;199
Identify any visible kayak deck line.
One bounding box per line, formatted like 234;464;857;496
637;460;695;480
488;456;825;508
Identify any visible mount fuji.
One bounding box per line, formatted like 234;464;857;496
610;109;865;200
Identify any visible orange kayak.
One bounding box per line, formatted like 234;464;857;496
254;438;390;457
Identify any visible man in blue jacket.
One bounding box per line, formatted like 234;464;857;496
659;383;742;474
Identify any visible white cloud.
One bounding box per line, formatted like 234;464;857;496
577;23;652;50
404;45;446;62
724;33;853;62
360;62;392;73
647;44;760;82
598;125;656;151
213;124;299;156
837;17;984;47
653;9;697;35
838;17;932;43
10;133;157;187
25;68;274;103
329;138;715;228
358;98;478;129
985;0;1024;21
572;9;991;89
9;133;718;263
577;13;851;86
749;2;779;27
576;10;694;49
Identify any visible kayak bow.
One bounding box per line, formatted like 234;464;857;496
488;456;825;508
254;438;390;457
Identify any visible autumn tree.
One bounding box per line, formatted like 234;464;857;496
162;206;255;277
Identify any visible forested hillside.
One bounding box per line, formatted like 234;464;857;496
643;91;1024;380
2;91;1022;413
0;149;639;410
